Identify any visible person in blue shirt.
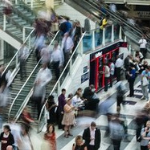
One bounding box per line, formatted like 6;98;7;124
127;65;136;97
65;17;72;33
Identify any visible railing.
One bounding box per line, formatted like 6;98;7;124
11;30;60;122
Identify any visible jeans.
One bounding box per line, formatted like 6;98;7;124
141;85;149;100
112;139;121;150
104;77;109;91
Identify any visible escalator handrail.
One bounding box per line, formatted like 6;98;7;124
38;32;86;131
2;28;35;76
11;30;60;122
84;0;143;36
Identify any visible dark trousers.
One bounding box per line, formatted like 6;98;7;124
141;146;148;150
110;74;113;87
112;139;121;150
136;126;142;142
129;79;135;97
53;61;60;80
140;48;147;59
117;95;123;107
20;59;26;80
104;77;109;91
64;51;70;67
32;96;42;119
115;67;121;82
35;48;41;62
57;112;64;129
88;145;98;150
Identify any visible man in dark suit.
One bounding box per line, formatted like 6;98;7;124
83;122;101;150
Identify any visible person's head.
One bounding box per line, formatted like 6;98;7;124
62;89;66;95
75;135;84;146
47;124;55;134
68;93;73;99
109;59;113;63
48;95;54;102
89;84;95;92
3;125;11;134
90;122;96;130
76;88;82;96
145;67;149;73
143;60;148;65
66;98;72;105
42;63;48;69
146;121;150;128
64;32;69;38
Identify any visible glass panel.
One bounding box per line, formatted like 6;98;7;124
114;24;120;40
105;25;112;44
83;32;92;53
95;28;103;48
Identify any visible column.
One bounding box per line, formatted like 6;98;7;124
0;39;4;63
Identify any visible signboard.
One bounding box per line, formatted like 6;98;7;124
81;72;89;84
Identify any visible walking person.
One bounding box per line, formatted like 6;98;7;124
83;122;101;150
139;36;147;59
141;67;150;101
103;63;110;92
18;44;29;80
127;65;136;97
61;32;74;67
32;63;52;119
57;89;66;129
51;41;63;80
115;56;123;82
110;59;115;87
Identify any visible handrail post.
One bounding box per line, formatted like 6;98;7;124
79;37;83;56
111;24;114;42
124;35;127;42
102;28;105;46
57;82;61;97
69;59;72;76
15;0;18;4
3;15;6;31
29;36;31;49
23;27;26;42
92;30;95;50
16;54;19;69
119;26;122;40
31;0;33;9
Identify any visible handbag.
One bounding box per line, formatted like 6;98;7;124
143;76;149;86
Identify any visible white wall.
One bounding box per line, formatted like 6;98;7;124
60;54;90;96
55;3;96;29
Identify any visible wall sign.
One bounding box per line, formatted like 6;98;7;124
81;72;89;84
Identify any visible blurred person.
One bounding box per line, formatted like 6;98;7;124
3;0;12;17
21;107;34;125
40;42;51;65
110;59;115;87
72;135;87;150
0;125;14;150
57;89;66;129
139;60;149;74
82;122;101;150
0;65;7;88
18;43;29;80
109;3;117;12
61;32;74;66
109;115;125;150
34;33;45;62
32;63;52;119
59;16;67;35
70;22;77;41
65;17;72;33
46;95;57;124
51;41;63;80
139;36;147;59
115;55;123;82
62;98;75;138
135;51;143;62
84;15;91;33
17;123;33;150
100;15;108;29
44;124;56;150
124;55;132;79
140;121;150;150
141;67;150;100
127;64;136;97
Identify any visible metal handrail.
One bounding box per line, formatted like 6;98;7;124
38;32;86;130
2;28;35;76
8;60;41;121
12;30;60;122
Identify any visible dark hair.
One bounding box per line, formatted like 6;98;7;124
62;89;66;92
47;124;55;134
91;122;96;127
68;93;73;99
4;125;11;132
48;95;54;101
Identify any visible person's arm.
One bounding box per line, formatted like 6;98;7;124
8;133;14;145
138;39;142;44
84;146;88;150
72;144;75;150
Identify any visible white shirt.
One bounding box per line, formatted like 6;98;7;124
51;47;63;66
19;46;29;60
61;36;74;53
89;127;96;145
109;4;116;12
72;95;82;107
19;135;32;150
115;58;123;68
110;63;115;75
40;46;51;64
105;65;110;77
139;38;147;48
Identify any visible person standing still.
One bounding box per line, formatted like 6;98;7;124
18;44;29;80
103;63;110;92
139;36;147;59
110;59;115;87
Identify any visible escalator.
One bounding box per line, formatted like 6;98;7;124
65;0;150;51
